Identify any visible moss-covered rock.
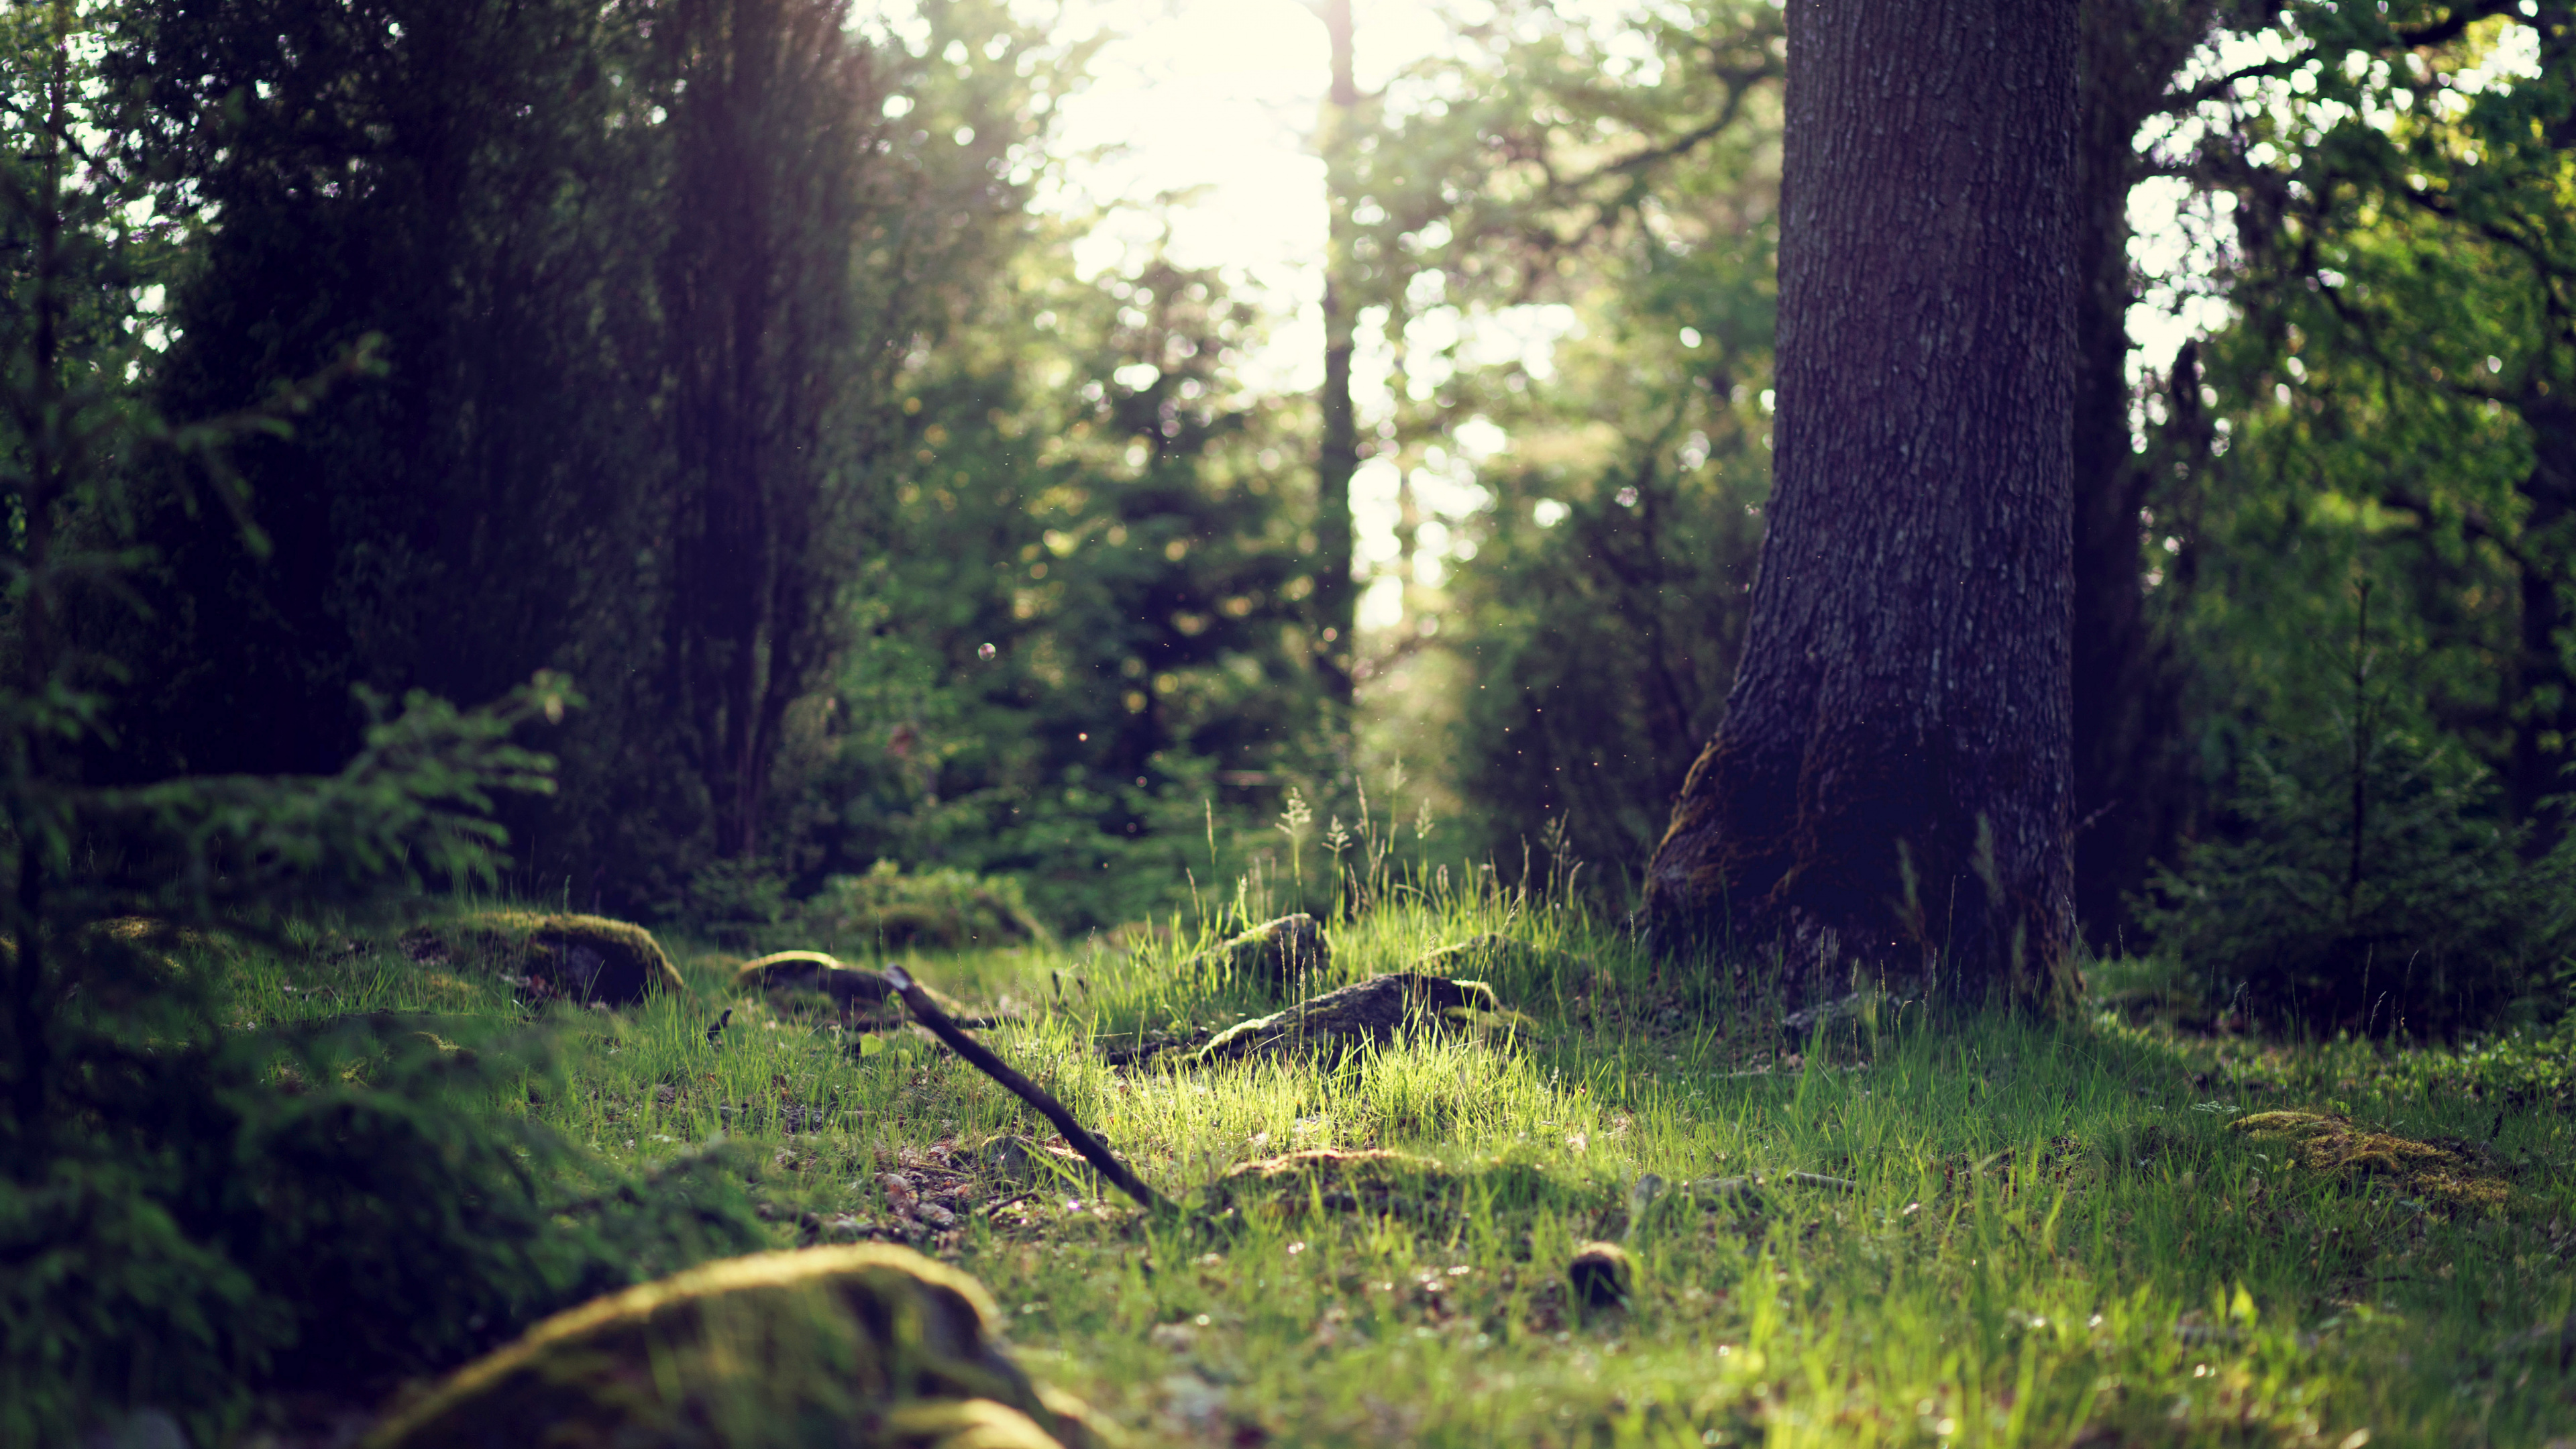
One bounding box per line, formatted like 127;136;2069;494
736;950;900;1019
2230;1109;2508;1209
1208;1148;1451;1219
1193;972;1523;1065
1187;914;1329;996
733;951;1000;1030
365;1244;1102;1449
400;912;683;1007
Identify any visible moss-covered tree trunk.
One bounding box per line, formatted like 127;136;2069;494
1644;0;2080;1012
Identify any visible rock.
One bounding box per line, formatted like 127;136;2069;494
1566;1241;1635;1310
1189;914;1329;996
1192;972;1523;1065
400;912;683;1007
364;1244;1101;1449
737;951;900;1018
736;951;1002;1029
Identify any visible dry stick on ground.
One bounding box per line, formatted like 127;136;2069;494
885;965;1174;1215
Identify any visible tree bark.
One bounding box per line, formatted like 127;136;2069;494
1644;0;2080;1011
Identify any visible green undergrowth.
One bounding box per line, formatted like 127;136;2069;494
206;891;2576;1447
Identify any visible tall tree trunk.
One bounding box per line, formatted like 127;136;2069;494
2068;0;2224;942
1313;0;1360;710
661;0;870;859
1644;0;2080;1012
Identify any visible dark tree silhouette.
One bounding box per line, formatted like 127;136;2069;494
657;0;884;860
1644;0;2082;1011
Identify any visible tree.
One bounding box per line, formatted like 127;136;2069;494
1312;0;1362;714
1642;0;2082;1011
101;0;660;789
652;0;892;862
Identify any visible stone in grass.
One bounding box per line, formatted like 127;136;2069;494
1192;972;1523;1065
735;951;1002;1030
1566;1241;1635;1310
364;1244;1104;1449
400;912;684;1007
738;951;901;1019
1187;914;1330;996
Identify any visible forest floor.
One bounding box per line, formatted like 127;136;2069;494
233;892;2576;1447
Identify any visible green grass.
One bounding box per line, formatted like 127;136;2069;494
221;889;2576;1447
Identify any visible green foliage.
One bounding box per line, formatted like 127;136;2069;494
797;860;1047;953
2137;722;2576;1035
94;0;1066;904
1347;0;1781;877
270;888;2576;1447
0;15;762;1440
2130;3;2576;1025
777;250;1329;932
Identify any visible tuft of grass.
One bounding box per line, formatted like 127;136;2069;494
213;881;2576;1446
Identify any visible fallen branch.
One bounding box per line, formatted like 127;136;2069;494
885;965;1172;1215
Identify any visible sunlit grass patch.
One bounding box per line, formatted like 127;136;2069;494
201;884;2576;1446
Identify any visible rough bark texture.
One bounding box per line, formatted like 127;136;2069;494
1645;0;2080;1010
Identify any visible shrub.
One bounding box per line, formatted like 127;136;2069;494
796;860;1047;953
2135;726;2576;1036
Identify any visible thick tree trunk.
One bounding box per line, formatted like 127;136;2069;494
1644;0;2080;1011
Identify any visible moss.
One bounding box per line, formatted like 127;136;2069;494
737;951;900;1020
880;1399;1067;1449
2230;1110;2510;1210
1193;972;1523;1065
365;1244;1101;1449
402;912;684;1007
1208;1148;1451;1219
